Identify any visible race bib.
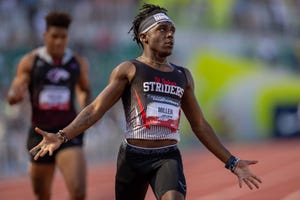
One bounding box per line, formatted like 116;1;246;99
145;102;180;130
39;86;70;110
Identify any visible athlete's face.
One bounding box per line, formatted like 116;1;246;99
44;26;69;58
143;21;175;57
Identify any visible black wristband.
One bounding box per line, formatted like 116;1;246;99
225;155;239;172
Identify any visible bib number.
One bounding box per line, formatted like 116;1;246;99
146;102;180;130
39;86;70;110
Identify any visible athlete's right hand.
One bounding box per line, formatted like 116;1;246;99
29;127;63;160
7;84;28;105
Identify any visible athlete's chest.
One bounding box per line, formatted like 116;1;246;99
135;68;186;99
32;58;80;84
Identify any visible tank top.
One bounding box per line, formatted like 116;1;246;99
122;59;187;141
29;47;80;129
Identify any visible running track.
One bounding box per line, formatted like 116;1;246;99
0;138;299;200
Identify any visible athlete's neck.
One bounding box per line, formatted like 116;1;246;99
139;56;168;66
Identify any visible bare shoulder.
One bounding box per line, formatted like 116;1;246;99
113;60;136;78
116;60;135;71
179;66;194;88
73;53;89;69
17;49;37;72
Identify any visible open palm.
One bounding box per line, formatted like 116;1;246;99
29;127;63;160
234;160;262;189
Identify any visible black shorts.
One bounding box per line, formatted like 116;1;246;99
115;141;187;200
27;126;84;163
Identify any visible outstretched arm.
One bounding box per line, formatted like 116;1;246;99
181;68;262;189
29;61;135;160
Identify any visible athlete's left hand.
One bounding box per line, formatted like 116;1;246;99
233;160;262;189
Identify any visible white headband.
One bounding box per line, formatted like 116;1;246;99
138;12;173;34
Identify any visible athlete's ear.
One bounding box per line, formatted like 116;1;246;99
139;33;147;44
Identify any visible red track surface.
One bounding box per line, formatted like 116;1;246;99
1;138;299;200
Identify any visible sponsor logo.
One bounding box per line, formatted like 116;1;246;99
153;13;170;22
47;68;70;83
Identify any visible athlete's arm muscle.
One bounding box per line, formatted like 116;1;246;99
61;61;135;139
75;55;92;108
7;53;34;105
180;68;231;163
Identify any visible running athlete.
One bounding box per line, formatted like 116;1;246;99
29;4;261;200
7;12;91;200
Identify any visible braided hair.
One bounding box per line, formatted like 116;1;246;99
128;3;168;48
